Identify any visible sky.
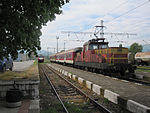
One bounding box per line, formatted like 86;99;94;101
40;0;150;53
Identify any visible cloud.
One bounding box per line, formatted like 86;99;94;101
40;0;150;51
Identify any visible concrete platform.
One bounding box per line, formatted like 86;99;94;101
13;60;34;72
0;99;39;113
49;63;150;113
136;71;150;82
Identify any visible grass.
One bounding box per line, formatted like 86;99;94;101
40;104;63;113
0;61;39;80
40;101;98;113
40;104;62;113
43;59;51;64
137;66;150;69
64;102;98;113
136;66;150;72
103;98;109;104
34;60;38;65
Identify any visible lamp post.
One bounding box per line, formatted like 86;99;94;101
56;36;59;53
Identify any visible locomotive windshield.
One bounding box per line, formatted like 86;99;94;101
89;44;108;50
99;44;108;49
89;44;98;50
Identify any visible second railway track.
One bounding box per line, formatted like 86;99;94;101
39;64;112;113
53;63;150;86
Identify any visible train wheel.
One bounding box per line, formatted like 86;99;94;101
129;69;134;73
89;68;93;72
92;68;96;72
95;69;99;73
99;69;102;74
102;70;106;75
85;67;88;71
120;70;125;76
106;70;111;76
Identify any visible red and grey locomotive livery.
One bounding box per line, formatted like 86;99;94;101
50;38;136;76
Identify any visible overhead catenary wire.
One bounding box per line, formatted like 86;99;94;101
85;0;131;29
61;0;150;35
78;0;150;38
60;0;149;49
143;40;150;45
105;0;130;16
107;0;150;23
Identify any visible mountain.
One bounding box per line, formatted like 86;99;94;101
37;50;52;56
38;44;150;56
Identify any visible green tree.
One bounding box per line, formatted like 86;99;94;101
129;43;143;54
0;0;69;59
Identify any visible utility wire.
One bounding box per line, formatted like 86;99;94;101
107;0;150;23
84;0;131;29
143;40;150;45
105;0;130;16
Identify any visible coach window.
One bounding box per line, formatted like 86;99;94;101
68;53;70;58
68;53;71;58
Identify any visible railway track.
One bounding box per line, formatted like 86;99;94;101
100;73;150;86
116;73;150;86
124;77;150;86
74;64;150;86
51;63;150;86
39;64;112;113
137;67;150;71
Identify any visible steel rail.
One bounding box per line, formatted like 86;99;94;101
39;64;69;113
51;63;150;87
127;78;150;86
137;67;150;70
46;64;112;113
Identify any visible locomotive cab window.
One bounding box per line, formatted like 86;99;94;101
99;44;108;49
89;44;98;50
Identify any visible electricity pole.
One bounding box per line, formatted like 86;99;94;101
56;36;59;53
47;47;50;59
64;40;66;51
54;48;56;53
61;20;137;39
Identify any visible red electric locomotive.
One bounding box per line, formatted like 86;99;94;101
50;38;136;76
74;38;136;75
50;21;136;76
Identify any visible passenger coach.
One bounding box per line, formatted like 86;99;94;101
50;47;82;65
